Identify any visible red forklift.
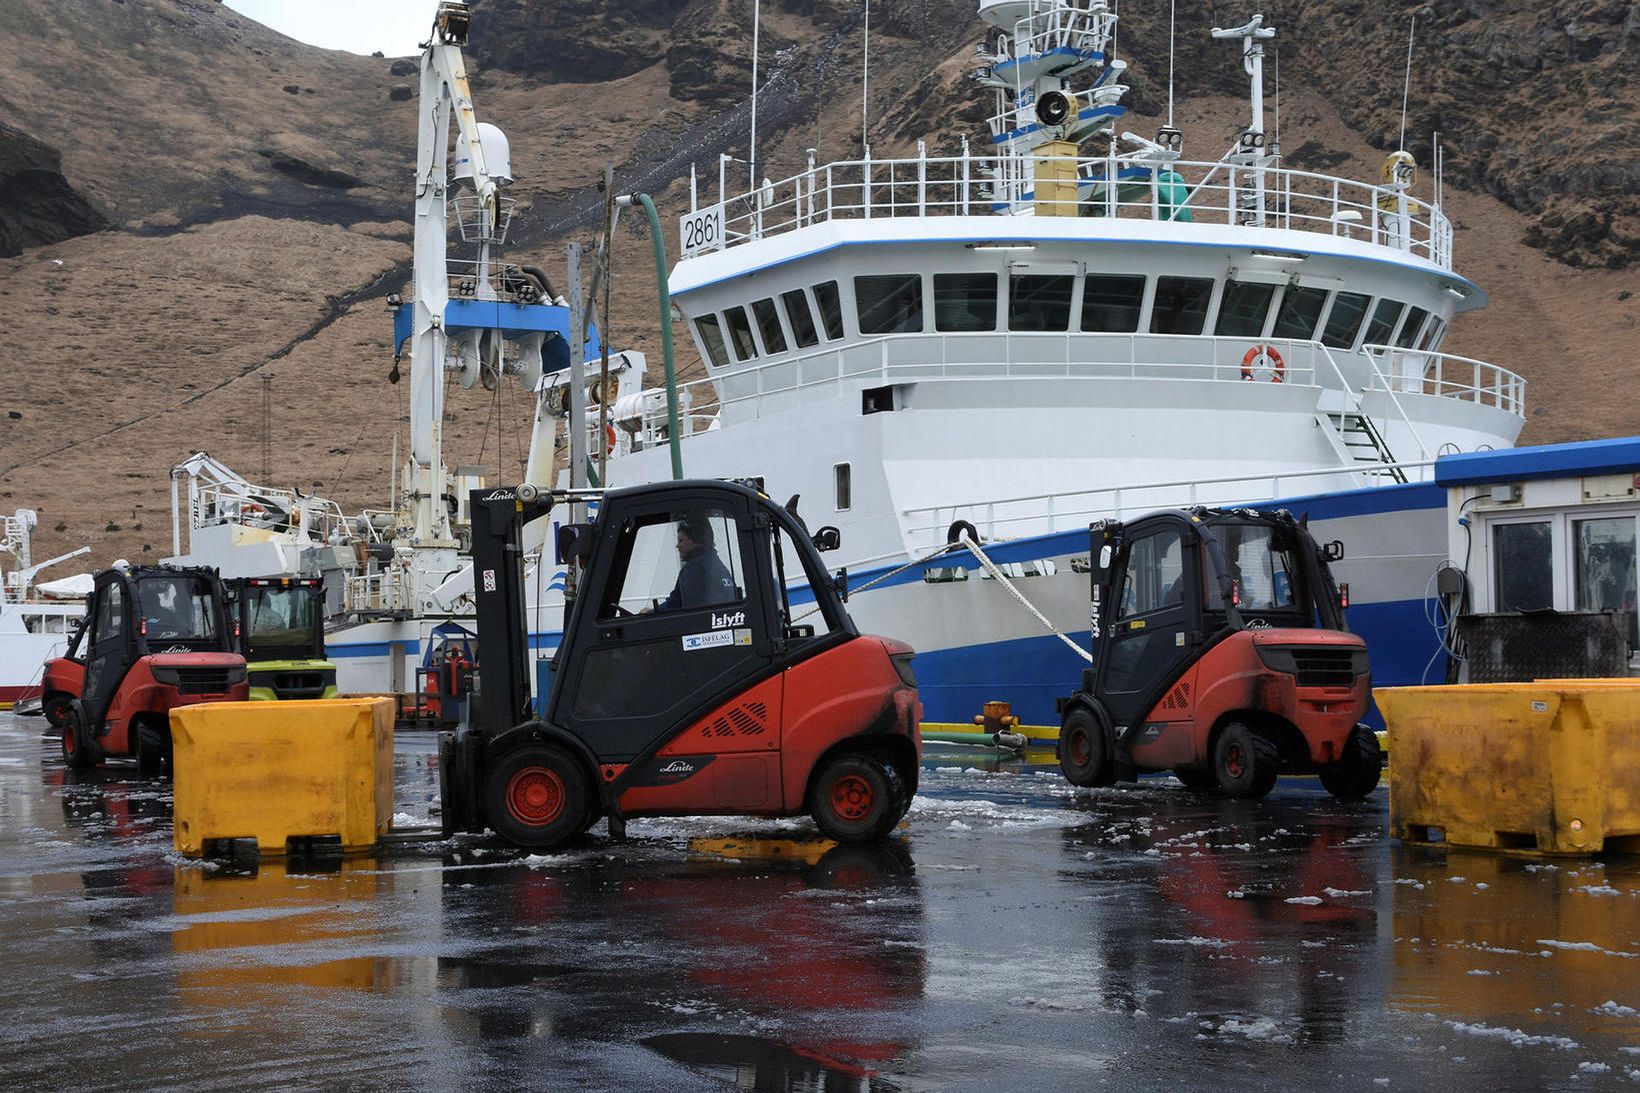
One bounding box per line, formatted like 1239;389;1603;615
61;565;248;776
1057;507;1380;799
438;480;922;849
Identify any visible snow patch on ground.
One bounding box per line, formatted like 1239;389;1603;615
1213;1016;1294;1043
1009;995;1087;1012
1284;895;1324;905
1579;1062;1612;1074
1155;936;1232;948
391;811;429;827
1447;1021;1579;1050
1323;887;1371;897
1594;1001;1640;1017
1571;884;1624;897
1539;939;1638;959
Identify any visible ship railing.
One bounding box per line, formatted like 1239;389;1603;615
628;333;1357;447
1361;344;1527;417
897;457;1439;557
443;259;550;305
189;483;371;547
1008;1;1116;60
1315;342;1432;463
345;571;409;615
682;151;1452;269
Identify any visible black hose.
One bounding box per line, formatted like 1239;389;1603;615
519;265;559;303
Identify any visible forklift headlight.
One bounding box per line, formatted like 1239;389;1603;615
226;665;247;685
1253;645;1299;674
149;665;181;686
890;652;917;688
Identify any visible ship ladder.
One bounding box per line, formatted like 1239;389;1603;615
1319;411;1408;485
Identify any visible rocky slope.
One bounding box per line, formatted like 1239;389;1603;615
0;0;1635;571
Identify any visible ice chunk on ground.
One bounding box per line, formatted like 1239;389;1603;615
1285;895;1324;905
1446;1021;1578;1049
1594;1001;1639;1017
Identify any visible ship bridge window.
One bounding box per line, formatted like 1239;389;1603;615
695;314;730;368
1419;317;1446;352
751;297;788;354
814;281;845;340
1320;290;1371;349
934;273;997;332
1214;279;1279;338
1150;276;1215;336
723;305;758;361
1362;298;1406;347
1081;274;1146;332
856;274;924;335
781;289;820;348
1009;274;1073;331
1394;306;1430;349
1270;285;1329;341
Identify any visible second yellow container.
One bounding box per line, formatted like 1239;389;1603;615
170;697;395;857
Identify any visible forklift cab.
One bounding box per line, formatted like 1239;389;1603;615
1090;509;1346;730
545;485;853;758
230;577;338;701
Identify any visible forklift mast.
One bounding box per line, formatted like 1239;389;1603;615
468;484;554;733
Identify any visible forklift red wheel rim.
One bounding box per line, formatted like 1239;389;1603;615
504;766;566;826
62;724;75;756
1223;742;1247;779
829;773;876;823
1067;728;1090;767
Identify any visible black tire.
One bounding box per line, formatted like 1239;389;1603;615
1058;706;1112;787
811;754;906;844
135;722;167;779
61;702;97;770
1213;722;1279;799
1319;725;1384;800
1172;765;1218;790
483;745;591;850
43;693;73;730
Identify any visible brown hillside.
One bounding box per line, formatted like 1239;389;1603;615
0;0;1635;572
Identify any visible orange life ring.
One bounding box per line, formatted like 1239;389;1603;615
1241;343;1286;383
605;423;618;452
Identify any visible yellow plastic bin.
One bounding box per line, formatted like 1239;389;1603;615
170;697;395;857
1376;682;1640;855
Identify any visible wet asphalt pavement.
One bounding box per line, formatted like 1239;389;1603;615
2;712;1638;1091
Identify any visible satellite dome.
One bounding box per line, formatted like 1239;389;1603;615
453;122;512;186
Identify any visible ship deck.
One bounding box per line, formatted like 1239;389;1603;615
2;712;1635;1087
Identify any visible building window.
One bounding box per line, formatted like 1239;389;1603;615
723;305;758;361
1270;286;1329;341
1149;276;1215;335
855;274;923;335
1008;274;1073;331
751;297;788;354
1214;279;1278;338
933;272;997;332
1080;274;1145;332
782;289;819;348
695;315;729;367
1575;516;1638;647
1394;306;1430;349
1494;521;1553;612
834;463;851;511
1320;291;1371;349
814;281;845;340
1362;298;1406;347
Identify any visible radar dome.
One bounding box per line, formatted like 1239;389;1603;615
453;122;512;186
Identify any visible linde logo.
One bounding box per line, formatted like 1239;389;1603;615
480;488;516;501
711;610;746;628
659;760;695;775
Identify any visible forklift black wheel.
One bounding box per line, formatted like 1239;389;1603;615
1058;708;1111;787
135;724;168;779
811;754;906;844
1318;725;1383;800
61;704;97;770
1213;722;1278;799
484;746;589;849
43;695;73;730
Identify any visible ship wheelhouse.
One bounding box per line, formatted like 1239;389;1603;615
604;0;1525;564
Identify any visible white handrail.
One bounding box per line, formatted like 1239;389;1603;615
1361;344;1526;416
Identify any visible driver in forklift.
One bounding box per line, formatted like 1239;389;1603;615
649;516;737;612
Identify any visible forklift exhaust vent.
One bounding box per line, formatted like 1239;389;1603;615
707;701;769;738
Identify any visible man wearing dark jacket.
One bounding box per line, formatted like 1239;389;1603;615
655;517;736;611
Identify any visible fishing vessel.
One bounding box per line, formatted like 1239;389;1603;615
171;0;1526;732
0;508;89;709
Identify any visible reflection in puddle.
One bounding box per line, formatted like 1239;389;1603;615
644;1032;894;1092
